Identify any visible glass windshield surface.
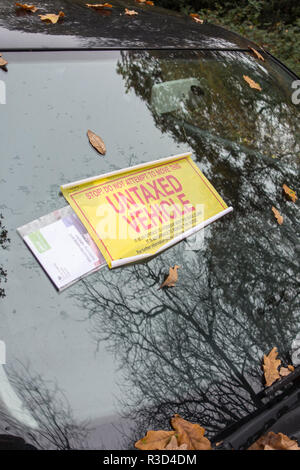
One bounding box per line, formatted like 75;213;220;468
0;50;299;449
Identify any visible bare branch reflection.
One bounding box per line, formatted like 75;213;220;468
0;363;90;449
75;50;299;444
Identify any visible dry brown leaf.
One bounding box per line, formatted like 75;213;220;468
193;17;204;23
249;432;300;450
243;75;262;91
87;129;106;155
279;366;291;377
15;3;38;12
190;14;204;23
0;54;8;68
263;347;281;387
279;364;294;377
159;265;180;289
135;430;175;450
86;3;113;8
171;414;212;450
39;11;65;24
272;207;283;225
165;435;188;450
125;8;138;15
282;184;297;203
249;47;265;61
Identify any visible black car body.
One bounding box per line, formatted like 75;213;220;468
0;0;299;450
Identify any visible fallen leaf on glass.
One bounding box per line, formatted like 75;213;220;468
249;432;300;450
135;415;211;451
39;11;65;24
249;47;265;61
165;435;188;450
279;366;292;377
125;8;138;15
171;414;211;450
159;265;180;289
263;347;281;387
87;130;106;155
15;2;38;12
135;430;175;450
0;54;8;68
272;207;283;225
243;75;262;91
282;184;297;203
86;3;113;8
193;17;204;23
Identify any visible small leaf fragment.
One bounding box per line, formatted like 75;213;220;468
125;8;138;16
39;11;65;24
263;347;281;387
165;435;188;450
282;184;297;203
86;3;113;8
171;414;211;450
249;432;300;450
87;130;106;155
215;441;223;447
159;265;180;289
0;53;8;68
15;3;38;12
243;75;262;91
135;430;175;450
272;206;283;225
249;47;265;61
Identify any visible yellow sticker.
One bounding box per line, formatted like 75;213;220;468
61;153;232;268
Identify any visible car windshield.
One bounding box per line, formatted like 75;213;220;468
0;50;299;449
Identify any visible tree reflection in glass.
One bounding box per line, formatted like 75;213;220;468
76;50;299;445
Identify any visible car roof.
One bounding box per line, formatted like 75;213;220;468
0;0;259;50
1;11;299;449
